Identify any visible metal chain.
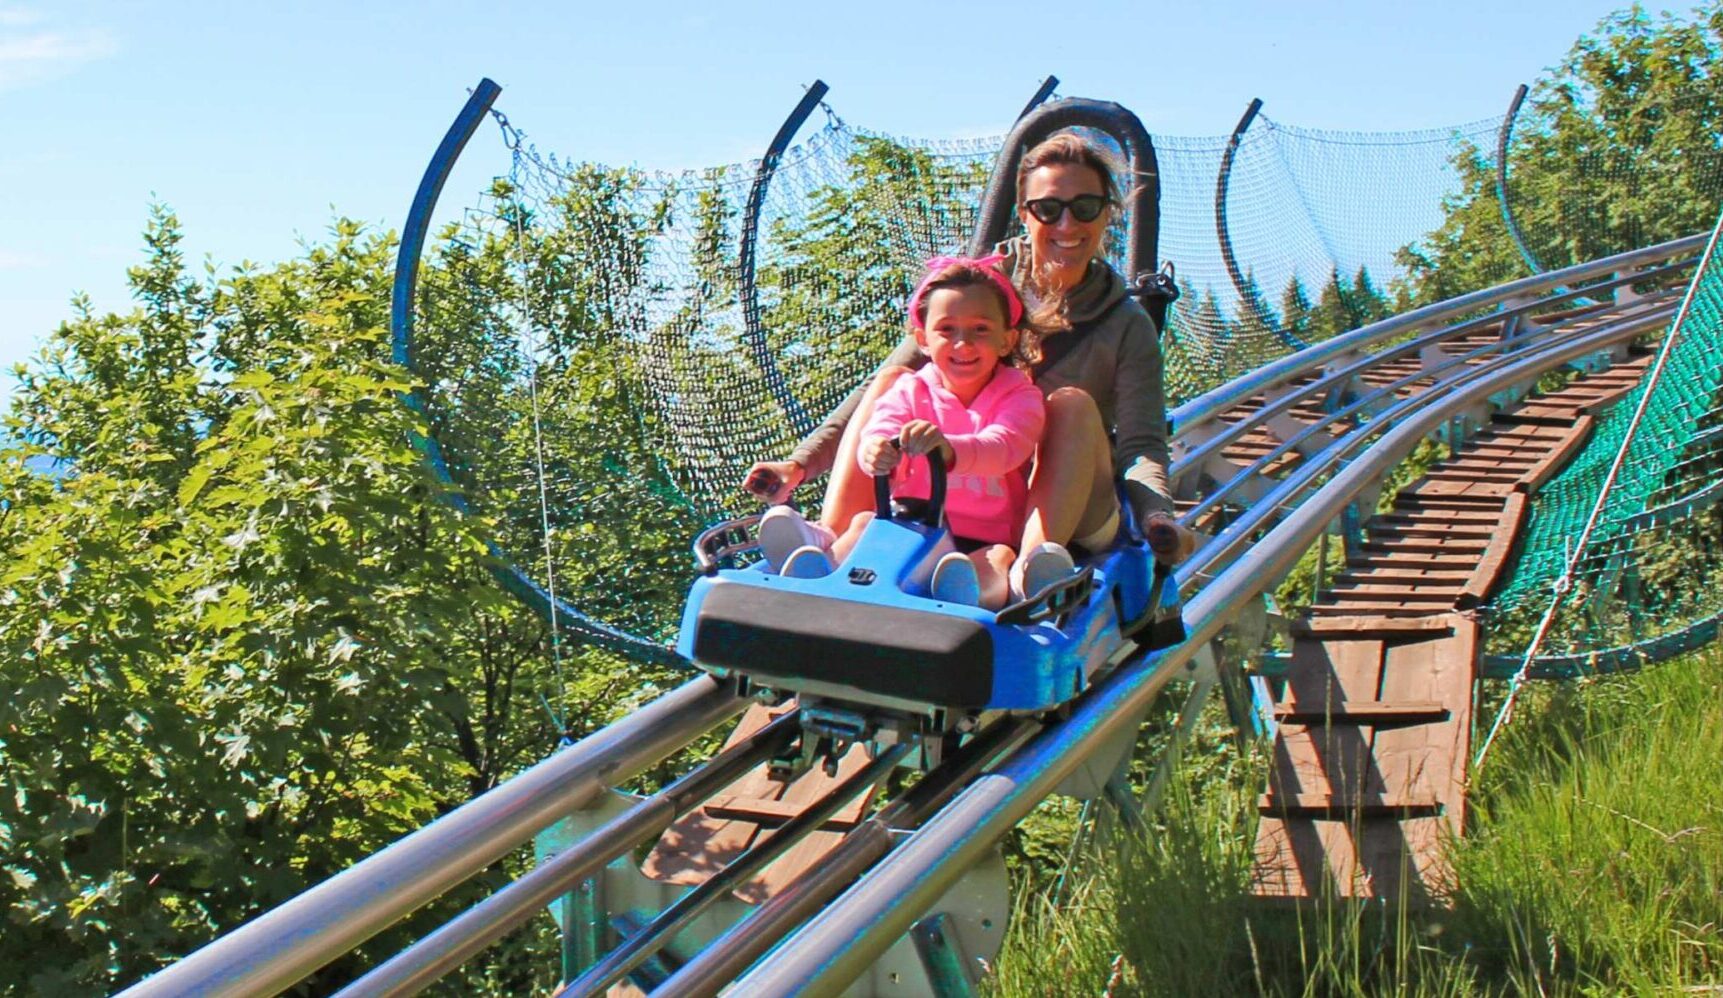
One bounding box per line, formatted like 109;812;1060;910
505;141;573;738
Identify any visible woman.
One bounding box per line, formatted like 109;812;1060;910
744;131;1191;594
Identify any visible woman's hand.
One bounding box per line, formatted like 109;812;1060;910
898;420;954;468
860;436;902;477
742;459;805;504
1143;512;1198;565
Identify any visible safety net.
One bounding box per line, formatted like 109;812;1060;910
1488;205;1723;670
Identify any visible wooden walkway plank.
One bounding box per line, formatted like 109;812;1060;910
1253;341;1659;905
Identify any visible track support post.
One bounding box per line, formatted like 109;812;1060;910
911;913;981;998
558;877;602;983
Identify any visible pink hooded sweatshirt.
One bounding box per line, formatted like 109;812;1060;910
861;365;1045;546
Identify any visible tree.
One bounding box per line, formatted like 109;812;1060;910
0;209;599;991
1397;5;1723;304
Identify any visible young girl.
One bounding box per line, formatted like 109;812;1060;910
759;256;1044;609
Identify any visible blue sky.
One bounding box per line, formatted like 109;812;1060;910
0;0;1641;412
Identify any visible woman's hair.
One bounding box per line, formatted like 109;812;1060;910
1015;131;1126;333
908;258;1043;367
1015;131;1123;208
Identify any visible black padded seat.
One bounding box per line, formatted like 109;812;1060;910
693;584;994;708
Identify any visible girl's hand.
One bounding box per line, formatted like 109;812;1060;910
898;420;954;468
860;436;902;476
742;459;805;504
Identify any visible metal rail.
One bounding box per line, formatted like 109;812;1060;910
1170;232;1705;437
558;743;911;997
335;707;802;997
652;715;1038;997
1170;261;1689;500
731;303;1675;997
1182;290;1684;531
119;677;742;997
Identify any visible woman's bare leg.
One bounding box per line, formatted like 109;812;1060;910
1020;387;1117;552
975;544;1015;610
820;366;912;533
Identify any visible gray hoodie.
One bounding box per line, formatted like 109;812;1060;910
788;238;1173;519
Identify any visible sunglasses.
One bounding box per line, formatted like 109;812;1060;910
1021;194;1111;224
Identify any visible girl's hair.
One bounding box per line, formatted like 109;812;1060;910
908;258;1043;367
1015;131;1125;333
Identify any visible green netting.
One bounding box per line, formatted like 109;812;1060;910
1489;205;1723;660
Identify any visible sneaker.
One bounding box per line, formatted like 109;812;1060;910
758;506;836;572
930;551;982;606
780;544;834;579
1012;542;1076;601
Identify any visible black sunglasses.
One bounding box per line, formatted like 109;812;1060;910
1021;194;1111;224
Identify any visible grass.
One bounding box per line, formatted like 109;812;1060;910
987;647;1723;996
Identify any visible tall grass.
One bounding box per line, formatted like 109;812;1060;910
987;647;1723;995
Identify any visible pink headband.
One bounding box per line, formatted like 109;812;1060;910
906;253;1025;328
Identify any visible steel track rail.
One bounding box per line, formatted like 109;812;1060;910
1171;233;1704;439
118;677;742;997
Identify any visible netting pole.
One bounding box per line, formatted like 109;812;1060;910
1015;75;1059;121
738;80;830;438
388;79;681;667
1215;98;1302;351
1495;84;1547;277
392;79;500;458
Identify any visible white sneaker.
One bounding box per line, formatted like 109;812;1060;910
781;544;835;579
1012;542;1076;601
930;552;981;606
758;506;836;572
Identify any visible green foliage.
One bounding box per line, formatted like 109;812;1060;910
989;648;1723;996
0;209;594;991
1453;648;1723;989
1396;5;1723;305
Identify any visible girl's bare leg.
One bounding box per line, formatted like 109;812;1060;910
1020;388;1117;552
831;511;875;563
820;366;912;533
974;544;1015;610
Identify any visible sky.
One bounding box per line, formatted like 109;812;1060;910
0;0;1644;413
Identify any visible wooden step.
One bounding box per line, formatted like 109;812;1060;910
1291;615;1456;638
703;794;865;832
1274;700;1450;726
1310;602;1447;618
1258;792;1444;817
1364;524;1496;540
1322;585;1458;602
1372;512;1502;528
1395;492;1511;508
1348;556;1478;572
1359;540;1488;556
1331;571;1471;587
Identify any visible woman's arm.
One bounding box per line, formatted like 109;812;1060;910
1113;310;1174;519
787;336;923;479
745;337;922;502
